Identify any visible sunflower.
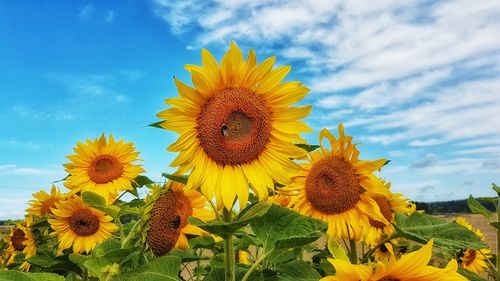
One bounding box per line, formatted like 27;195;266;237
27;185;65;217
280;124;390;240
370;239;467;281
267;193;292;207
64;134;145;203
144;182;215;256
157;42;311;210
48;196;119;254
1;216;36;271
455;217;492;274
372;242;395;261
322;240;467;281
363;183;415;245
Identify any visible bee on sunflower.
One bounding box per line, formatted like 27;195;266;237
454;217;492;274
142;182;215;256
1;216;36;271
48;195;119;254
63;134;145;203
280;124;390;241
27;185;66;217
157;42;311;211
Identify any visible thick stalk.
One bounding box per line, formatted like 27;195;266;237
223;207;235;281
349;239;358;264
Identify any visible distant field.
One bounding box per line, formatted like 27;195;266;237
437;213;497;250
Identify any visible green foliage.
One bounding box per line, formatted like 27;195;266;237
147;121;164;128
395;212;488;252
161;173;188;185
0;271;65;281
457;268;489;281
272;260;322;281
119;256;182;281
250;204;326;252
467;195;493;220
295;143;320;152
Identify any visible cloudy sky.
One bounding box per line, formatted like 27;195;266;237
1;0;499;219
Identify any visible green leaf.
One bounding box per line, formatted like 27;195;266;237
27;246;60;268
327;238;349;262
492;183;500;195
467;195;493;220
118;206;140;218
250;205;326;252
161;173;188;184
68;253;91;266
295;143;320;152
83;256;111;280
169;249;210;262
457;268;489;281
147;121;164;128
189;236;216;249
189;202;272;237
121;256;182;281
275;260;321;281
30;219;50;229
204;265;263;281
133;175;154;188
490;222;500;229
395;212;488;252
93;205;120;220
82;191;106;207
0;271;65;281
92;239;121;258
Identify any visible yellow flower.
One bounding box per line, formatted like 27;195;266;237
372;242;395;261
48;196;119;253
364;183;415;245
27;185;65;217
144;183;215;256
158;42;311;210
455;217;492;274
1;216;36;271
322;240;467;281
371;239;467;281
64;134;145;203
238;250;251;265
267;194;292;207
280;124;390;240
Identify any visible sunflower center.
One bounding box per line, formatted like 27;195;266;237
69;208;100;236
305;157;362;214
147;191;182;256
174;191;193;230
88;155;123;184
197;87;272;165
12;228;26;251
369;196;393;228
464;250;477;266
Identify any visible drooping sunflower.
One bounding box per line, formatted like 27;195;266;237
280;124;390;240
370;239;467;281
27;185;65;217
320;259;372;281
455;217;492;274
48;196;119;254
144;182;215;256
157;42;311;210
1;216;36;271
64;134;145;203
363;183;415;245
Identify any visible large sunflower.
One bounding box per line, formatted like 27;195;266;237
48;196;119;253
455;217;492;274
1;216;36;271
157;42;311;210
322;240;467;281
144;182;215;256
280;124;390;240
64;134;145;203
27;185;65;217
363;183;415;245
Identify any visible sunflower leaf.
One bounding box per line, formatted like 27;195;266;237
161;173;188;184
147;121;164;128
119;255;182;281
274;260;322;281
394;212;488;253
82;191;106;207
0;271;65;281
295;143;320;152
492;183;500;195
132;175;154;188
250;205;326;253
457;268;489;281
467;195;493;220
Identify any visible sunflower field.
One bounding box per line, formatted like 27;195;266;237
1;43;499;281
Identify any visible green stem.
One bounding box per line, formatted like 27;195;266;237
349;239;358;264
121;218;141;248
241;250;274;281
223;207;235;281
361;235;397;263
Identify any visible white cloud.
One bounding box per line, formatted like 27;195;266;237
105;10;115;23
0;164;60;176
78;4;95;19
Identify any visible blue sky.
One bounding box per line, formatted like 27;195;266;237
1;0;499;219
